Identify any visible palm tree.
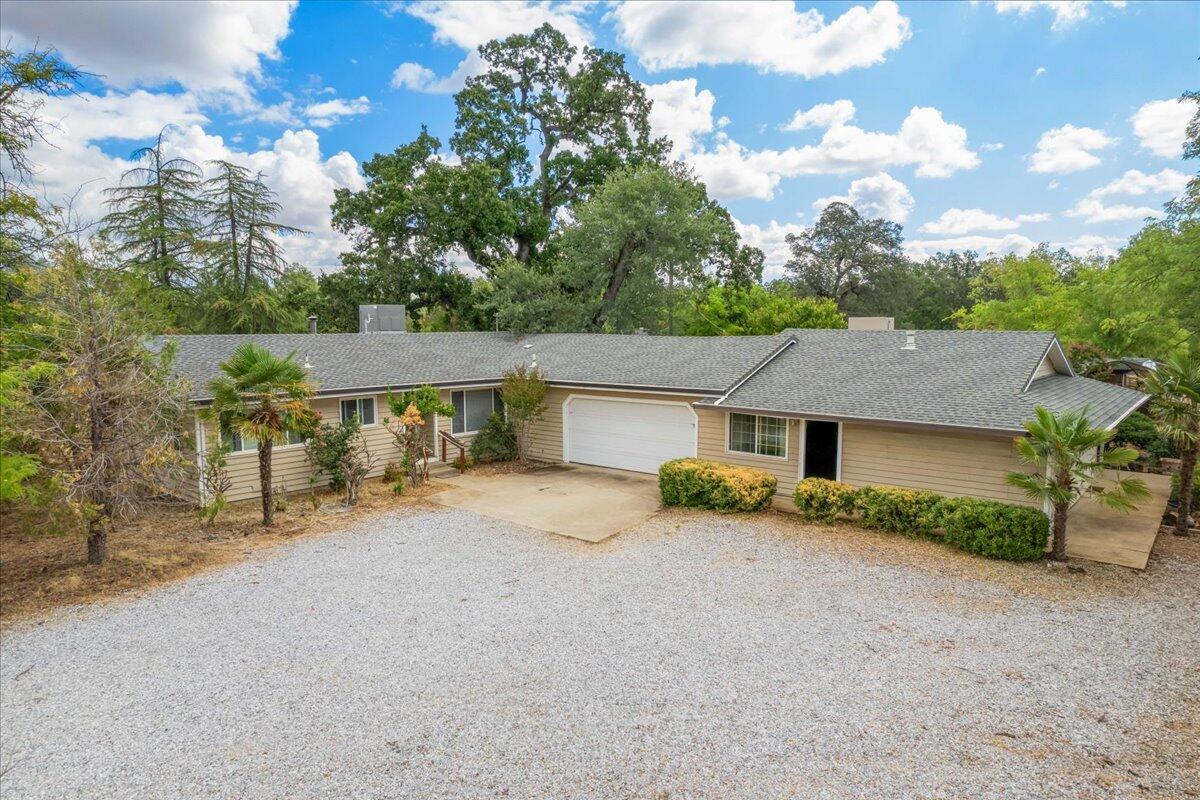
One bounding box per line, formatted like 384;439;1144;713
1006;406;1150;561
1143;352;1200;536
202;343;316;526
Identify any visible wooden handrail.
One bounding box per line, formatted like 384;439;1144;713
438;429;466;463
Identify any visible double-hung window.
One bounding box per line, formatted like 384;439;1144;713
222;426;304;452
340;397;376;426
728;412;787;458
451;388;504;434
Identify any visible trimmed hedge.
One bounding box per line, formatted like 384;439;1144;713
659;458;778;512
939;496;1049;561
793;478;858;522
853;485;943;537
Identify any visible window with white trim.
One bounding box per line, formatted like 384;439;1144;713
451;389;504;434
728;412;787;458
222;426;304;452
340;397;376;426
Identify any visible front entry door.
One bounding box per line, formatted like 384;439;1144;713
803;421;840;480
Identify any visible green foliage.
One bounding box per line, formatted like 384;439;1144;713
305;415;376;504
938;497;1049;561
1067;342;1112;381
381;461;402;484
198;442;232;527
785;202;905;309
1114;413;1175;459
469;413;518;463
387;384;454;421
658;458;777;512
852;485;943;537
500;364;547;459
0;451;40;503
453;453;474;473
1144;351;1200;535
793;478;858;522
680;283;846;335
1170;468;1200;507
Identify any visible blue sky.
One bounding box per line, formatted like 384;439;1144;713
3;0;1196;277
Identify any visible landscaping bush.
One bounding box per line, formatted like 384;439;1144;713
793;478;858;522
1114;413;1175;460
1170;467;1200;506
939;497;1049;561
853;485;942;537
659;458;777;512
469;413;517;462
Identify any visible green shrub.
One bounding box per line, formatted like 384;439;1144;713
381;461;402;484
469;413;517;462
793;478;858;522
1114;413;1175;460
853;485;942;537
1170;467;1199;506
939;497;1049;561
659;458;777;512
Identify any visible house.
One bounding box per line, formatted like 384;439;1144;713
168;325;1148;509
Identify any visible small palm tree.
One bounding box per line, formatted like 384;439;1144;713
1143;352;1200;536
1006;406;1150;561
203;343;316;526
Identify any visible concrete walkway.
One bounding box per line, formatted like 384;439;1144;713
431;463;661;542
1066;470;1172;569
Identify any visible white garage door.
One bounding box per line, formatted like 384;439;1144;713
565;397;696;474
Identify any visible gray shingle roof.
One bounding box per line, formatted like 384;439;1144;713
708;329;1146;432
167;331;786;401
1020;374;1147;430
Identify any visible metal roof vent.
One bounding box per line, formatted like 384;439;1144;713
903;330;917;350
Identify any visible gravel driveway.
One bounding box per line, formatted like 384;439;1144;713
2;505;1196;799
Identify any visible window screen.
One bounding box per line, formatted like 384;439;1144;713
729;413;757;454
340;397;375;425
452;389;500;433
728;413;786;457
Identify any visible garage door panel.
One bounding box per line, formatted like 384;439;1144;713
566;398;695;473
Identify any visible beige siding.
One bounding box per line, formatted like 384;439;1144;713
523;388;705;464
434;385;501;459
840;423;1036;507
1032;354;1057;380
696;409;803;496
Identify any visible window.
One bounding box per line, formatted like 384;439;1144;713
728;413;787;458
340;397;375;426
222;427;304;452
451;388;504;434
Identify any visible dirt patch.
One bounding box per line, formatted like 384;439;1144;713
0;478;447;626
466;459;548;477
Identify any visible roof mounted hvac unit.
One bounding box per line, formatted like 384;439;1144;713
359;304;406;333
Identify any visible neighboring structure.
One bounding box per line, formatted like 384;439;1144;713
358;304;406;334
1106;357;1157;388
846;316;895;331
169;328;1148;507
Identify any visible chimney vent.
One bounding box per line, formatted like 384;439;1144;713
903;330;917;350
307;315;318;334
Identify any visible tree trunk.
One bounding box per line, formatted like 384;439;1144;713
1050;501;1069;561
259;438;274;526
87;516;108;565
1175;444;1197;536
589;240;638;330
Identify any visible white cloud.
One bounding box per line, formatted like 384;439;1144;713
609;0;910;78
390;0;592;94
1089;168;1188;198
688;106;978;201
905;233;1036;261
1130;99;1194;158
0;0;296;99
1034;66;1046;77
919;208;1048;235
989;1;1125;31
980;142;1005;152
813;172;914;222
782;100;856;131
303;96;371;129
1065;198;1161;224
1061;234;1124;258
732;218;807;281
1027;124;1115;174
645;79;716;158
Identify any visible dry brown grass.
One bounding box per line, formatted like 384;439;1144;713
0;478;447;626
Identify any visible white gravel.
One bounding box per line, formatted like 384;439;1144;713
1;506;1196;799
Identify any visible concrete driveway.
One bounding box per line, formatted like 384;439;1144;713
431;463;661;542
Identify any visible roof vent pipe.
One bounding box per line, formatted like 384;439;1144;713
903;330;917;350
307;315;318;334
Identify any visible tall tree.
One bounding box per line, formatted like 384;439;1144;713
785;202;904;309
203;343;317;526
679;283;846;336
1143;352;1200;536
0;46;82;186
101;129;205;290
1005;407;1149;561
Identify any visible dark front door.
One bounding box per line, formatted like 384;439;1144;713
803;421;839;480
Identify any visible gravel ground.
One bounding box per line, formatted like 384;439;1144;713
2;505;1197;799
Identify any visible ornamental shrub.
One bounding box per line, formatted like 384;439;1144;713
793;478;858;522
469;413;517;463
939;496;1049;561
853;485;942;537
659;458;777;512
1114;413;1175;460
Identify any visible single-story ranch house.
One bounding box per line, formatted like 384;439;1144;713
167;326;1148;510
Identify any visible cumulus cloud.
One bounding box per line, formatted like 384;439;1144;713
609;1;911;78
1065;198;1161;224
732;218;807;281
0;0;296;99
1027;124;1114;174
989;1;1125;31
813;173;914;222
644;79;716;158
389;0;592;94
1130;99;1194;158
919;208;1049;235
304;96;372;129
1060;234;1125;259
688;106;978;201
782;100;856;131
1089;168;1188;198
905;233;1036;261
